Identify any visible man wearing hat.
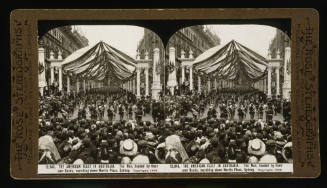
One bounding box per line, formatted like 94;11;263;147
207;104;217;119
132;154;150;164
248;138;266;157
107;106;114;122
119;139;138;157
259;154;278;163
249;103;255;120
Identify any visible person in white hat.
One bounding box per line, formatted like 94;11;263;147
259;154;277;163
248;156;259;163
73;158;84;165
199;158;210;164
248;138;266;156
132;154;150;164
119;139;138;156
121;156;132;164
274;131;283;140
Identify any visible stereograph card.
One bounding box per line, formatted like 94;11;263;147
10;8;320;179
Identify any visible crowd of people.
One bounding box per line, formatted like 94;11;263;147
38;86;292;165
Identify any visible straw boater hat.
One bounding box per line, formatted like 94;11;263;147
165;118;172;122
73;159;84;165
126;120;136;130
282;142;293;163
119;139;138;156
259;154;277;163
145;132;155;141
199;158;210;164
91;124;96;130
248;156;259;163
132;154;150;164
274;131;283;140
121;156;132;164
248;138;266;156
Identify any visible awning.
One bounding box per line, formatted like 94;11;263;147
192;40;268;82
61;41;136;82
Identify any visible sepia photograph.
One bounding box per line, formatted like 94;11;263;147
37;23;292;173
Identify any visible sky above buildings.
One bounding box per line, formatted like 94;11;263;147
77;25;144;58
78;24;276;59
208;24;276;57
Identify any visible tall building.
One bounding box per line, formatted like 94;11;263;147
38;26;89;87
136;26;221;92
137;25;220;60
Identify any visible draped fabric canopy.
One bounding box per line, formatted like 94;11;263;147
192;40;268;82
61;41;136;82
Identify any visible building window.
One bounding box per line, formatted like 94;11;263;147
49;29;63;44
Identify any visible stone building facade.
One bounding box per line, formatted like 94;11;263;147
38;26;89;89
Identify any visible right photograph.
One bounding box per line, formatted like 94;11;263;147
161;24;292;165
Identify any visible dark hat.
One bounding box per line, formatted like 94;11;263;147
184;156;198;164
83;137;91;145
84;156;95;164
100;140;109;147
229;139;237;147
191;142;200;151
210;137;219;147
236;138;244;145
256;133;263;140
211;156;222;163
69;150;79;161
206;127;214;134
266;139;276;146
137;140;148;147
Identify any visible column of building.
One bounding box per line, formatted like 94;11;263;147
207;77;211;92
144;65;149;96
265;49;285;98
283;46;291;100
38;47;46;96
267;65;272;98
198;74;201;93
76;77;80;93
67;73;71;94
190;50;194;92
136;67;141;97
134;50;151;98
47;50;65;93
83;79;86;93
181;50;186;84
214;78;217;90
151;48;161;100
167;47;177;95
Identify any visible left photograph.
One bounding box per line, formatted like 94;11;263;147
37;25;166;168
